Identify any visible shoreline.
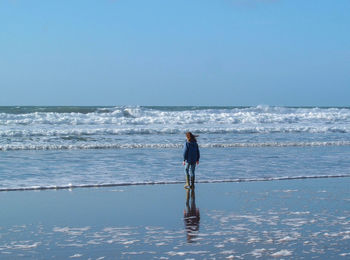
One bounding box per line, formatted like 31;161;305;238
1;174;349;192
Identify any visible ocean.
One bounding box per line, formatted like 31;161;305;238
1;105;350;191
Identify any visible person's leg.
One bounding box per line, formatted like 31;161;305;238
190;163;196;189
184;163;190;188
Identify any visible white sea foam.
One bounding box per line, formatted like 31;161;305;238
250;248;266;257
53;227;90;236
282;218;308;227
1;106;350;153
69;254;83;258
1;106;350;126
0;174;349;192
290;211;310;215
18;242;40;249
167;250;209;256
271;249;293;257
121;251;156;255
277;236;298;243
220;250;236;255
1;141;350;151
1;126;350;137
247;237;261;243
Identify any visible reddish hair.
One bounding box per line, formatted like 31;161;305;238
186;132;198;142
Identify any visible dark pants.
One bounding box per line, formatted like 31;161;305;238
185;163;196;178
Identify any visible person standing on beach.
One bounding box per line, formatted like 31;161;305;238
183;132;200;189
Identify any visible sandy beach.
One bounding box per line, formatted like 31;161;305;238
1;177;350;259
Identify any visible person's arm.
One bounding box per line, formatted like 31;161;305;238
183;142;188;165
196;143;200;164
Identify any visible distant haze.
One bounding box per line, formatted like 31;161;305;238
1;0;349;106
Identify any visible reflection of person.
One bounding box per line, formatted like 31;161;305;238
183;132;200;189
184;189;200;243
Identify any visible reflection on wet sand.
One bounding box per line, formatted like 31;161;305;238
184;189;200;243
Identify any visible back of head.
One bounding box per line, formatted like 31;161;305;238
186;132;198;142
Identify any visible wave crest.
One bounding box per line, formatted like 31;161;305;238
1;141;350;151
1;106;350;126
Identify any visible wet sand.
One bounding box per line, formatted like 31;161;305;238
1;177;350;259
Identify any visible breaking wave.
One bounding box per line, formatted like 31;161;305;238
1;106;350;126
0;126;350;138
1;106;350;152
1;141;350;151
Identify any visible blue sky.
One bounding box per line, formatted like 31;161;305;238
1;0;349;106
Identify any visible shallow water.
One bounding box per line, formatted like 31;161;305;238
1;146;350;191
1;106;350;190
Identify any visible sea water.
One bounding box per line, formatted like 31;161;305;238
1;106;350;190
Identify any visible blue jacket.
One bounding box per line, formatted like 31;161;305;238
183;141;200;164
